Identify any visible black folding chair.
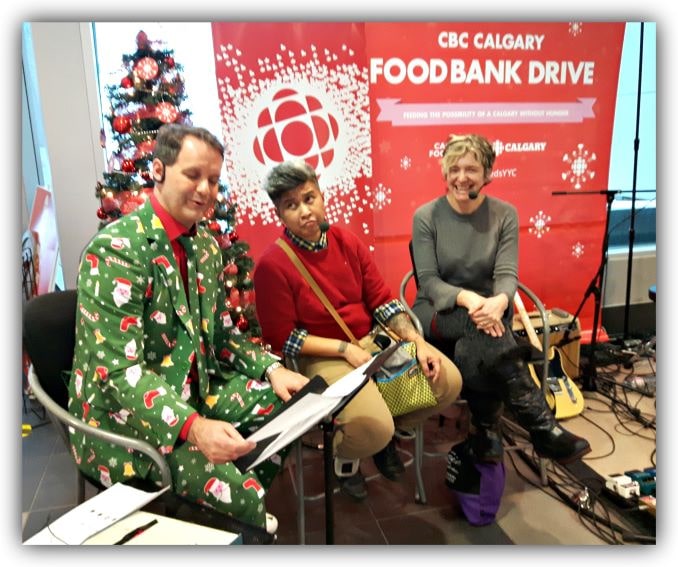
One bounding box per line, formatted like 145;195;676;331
22;289;274;544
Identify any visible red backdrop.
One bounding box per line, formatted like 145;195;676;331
211;22;625;340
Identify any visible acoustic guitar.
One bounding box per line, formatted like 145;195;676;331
513;292;585;420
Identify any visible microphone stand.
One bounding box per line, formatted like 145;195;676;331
623;22;645;339
551;189;620;392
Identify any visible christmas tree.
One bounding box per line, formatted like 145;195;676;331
95;29;190;224
209;194;261;338
95;29;262;339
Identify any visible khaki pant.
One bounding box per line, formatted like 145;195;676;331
297;334;462;460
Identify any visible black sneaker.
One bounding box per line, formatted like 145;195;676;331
373;439;405;481
336;469;368;501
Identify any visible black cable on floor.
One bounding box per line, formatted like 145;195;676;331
593;376;656;434
502;428;654;545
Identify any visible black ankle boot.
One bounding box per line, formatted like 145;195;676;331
490;348;591;464
373;438;405;481
465;393;504;463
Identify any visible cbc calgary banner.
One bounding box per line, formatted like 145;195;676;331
211;22;625;339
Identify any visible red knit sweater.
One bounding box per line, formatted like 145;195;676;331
253;226;393;354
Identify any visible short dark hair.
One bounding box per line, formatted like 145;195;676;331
262;161;319;205
153;123;225;166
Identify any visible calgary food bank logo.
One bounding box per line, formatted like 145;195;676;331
213;41;374;228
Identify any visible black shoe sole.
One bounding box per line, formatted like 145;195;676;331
538;444;592;465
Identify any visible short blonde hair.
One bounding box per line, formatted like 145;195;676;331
440;134;496;179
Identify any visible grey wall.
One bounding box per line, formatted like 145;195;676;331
23;22;104;290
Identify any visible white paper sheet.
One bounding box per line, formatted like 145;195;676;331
242;358;377;471
24;483;170;545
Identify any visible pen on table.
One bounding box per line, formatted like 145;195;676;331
113;518;158;545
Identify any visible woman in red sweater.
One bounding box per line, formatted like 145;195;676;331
254;161;462;501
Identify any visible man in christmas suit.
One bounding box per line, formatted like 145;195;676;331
68;124;307;531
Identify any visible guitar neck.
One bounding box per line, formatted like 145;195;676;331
514;291;543;352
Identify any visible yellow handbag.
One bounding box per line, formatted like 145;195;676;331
372;340;437;417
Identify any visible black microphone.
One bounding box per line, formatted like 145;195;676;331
319;220;330;232
468;179;491;200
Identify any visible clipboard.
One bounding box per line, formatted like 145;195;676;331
234;342;401;474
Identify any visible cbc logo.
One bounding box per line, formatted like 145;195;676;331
492;140;505;156
252;88;340;174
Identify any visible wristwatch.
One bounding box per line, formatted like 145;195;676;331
264;361;283;382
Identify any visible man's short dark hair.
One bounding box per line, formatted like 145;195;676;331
153;123;225;166
262;161;319;205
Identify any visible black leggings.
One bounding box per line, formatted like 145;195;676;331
431;306;517;394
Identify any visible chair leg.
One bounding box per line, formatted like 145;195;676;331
294;440;306;544
76;471;86;504
413;422;427;505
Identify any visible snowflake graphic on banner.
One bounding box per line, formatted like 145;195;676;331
529;210;551;239
213;41;374;231
569;22;584;37
400;156;412;170
368;183;392;211
572;241;585;258
562;143;596;189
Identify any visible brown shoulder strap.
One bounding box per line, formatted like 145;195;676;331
276;238;359;345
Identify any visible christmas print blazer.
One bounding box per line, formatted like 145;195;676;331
67;199;276;484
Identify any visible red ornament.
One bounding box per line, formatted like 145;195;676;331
121;159;136;173
120;76;133;89
225;262;239;276
242;290;255;306
101;195;120;213
96;207;107;220
229;288;240;308
112;115;131;134
165;56;175;68
216;234;232;249
135;57;159;81
137;139;156;156
208;221;220;232
236;314;249;332
156;102;179;123
141;170;151;181
229;231;239;243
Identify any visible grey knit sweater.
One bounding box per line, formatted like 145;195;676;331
411;195;519;333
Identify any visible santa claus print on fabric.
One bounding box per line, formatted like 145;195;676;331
112;277;132;308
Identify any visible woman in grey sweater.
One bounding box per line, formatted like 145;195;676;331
411;134;590;465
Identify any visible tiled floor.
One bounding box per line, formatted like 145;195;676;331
21;345;657;545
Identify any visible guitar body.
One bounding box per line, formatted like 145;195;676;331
528;347;585;420
513;291;584;420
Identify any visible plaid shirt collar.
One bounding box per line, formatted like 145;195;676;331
284;227;328;252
